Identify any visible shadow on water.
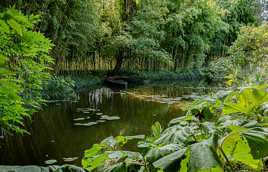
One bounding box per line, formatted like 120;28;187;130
0;82;220;166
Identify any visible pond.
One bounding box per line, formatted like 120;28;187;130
0;82;220;167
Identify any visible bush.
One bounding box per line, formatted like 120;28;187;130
0;9;53;133
205;57;233;81
43;76;77;101
229;24;268;67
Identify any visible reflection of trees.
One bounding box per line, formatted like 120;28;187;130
130;84;220;98
88;87;113;106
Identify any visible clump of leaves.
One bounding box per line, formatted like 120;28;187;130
223;85;268;118
229;24;268;67
0;8;53;133
43;76;77;101
82;135;145;171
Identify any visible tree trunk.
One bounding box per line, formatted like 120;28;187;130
173;50;178;72
112;57;123;74
174;57;178;72
112;50;123;74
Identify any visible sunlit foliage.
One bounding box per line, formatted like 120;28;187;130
0;8;53;133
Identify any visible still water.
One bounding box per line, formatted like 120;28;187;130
0;82;219;166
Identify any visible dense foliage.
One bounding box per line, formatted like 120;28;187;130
230;24;268;67
0;0;263;74
0;9;53;133
0;0;102;72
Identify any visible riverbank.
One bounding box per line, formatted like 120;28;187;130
43;70;215;101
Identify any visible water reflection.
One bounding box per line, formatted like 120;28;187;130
0;83;218;166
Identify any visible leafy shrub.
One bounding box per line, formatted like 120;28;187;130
0;8;53;133
70;75;103;91
43;74;103;100
43;76;77;101
205;57;233;81
229;24;268;67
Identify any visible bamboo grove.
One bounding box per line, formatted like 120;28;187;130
0;0;263;74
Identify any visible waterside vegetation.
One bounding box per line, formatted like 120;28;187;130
0;0;267;171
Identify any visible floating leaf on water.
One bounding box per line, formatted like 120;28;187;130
100;115;120;121
168;101;176;105
125;135;145;139
173;97;182;101
44;159;57;165
63;157;78;162
74;122;98;127
77;107;99;113
73;117;86;121
100;115;109;118
182;95;202;100
97;120;106;123
96;113;103;116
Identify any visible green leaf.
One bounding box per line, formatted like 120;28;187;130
7;19;22;36
145;144;182;162
221;133;263;170
82;153;109;171
188;137;222;172
153;148;187;170
152;121;162;137
242;130;268;159
179;148;190;172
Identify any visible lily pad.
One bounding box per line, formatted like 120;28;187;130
100;115;120;121
77;107;99;113
97;120;106;123
73;117;86;121
44;159;57;165
125;135;145;139
173;97;182;101
74;122;98;127
63;157;78;162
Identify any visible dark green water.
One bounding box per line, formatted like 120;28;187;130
0;82;219;166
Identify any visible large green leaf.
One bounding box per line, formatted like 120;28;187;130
145;144;182;162
153;148;187;171
241;130;268;159
223;86;268;115
154;123;199;145
221;133;263;170
188;138;223;172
